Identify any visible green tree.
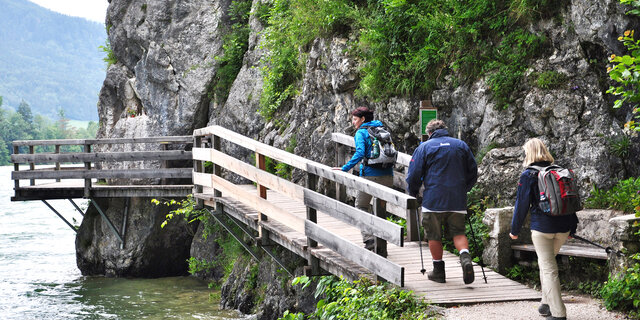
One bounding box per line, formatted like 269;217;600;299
17;100;33;124
7;112;33;142
0;135;9;165
17;100;35;138
0;106;10;165
55;107;71;139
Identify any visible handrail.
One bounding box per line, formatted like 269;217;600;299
11;136;193;146
194;126;417;210
192;125;410;286
331;132;420;241
11;136;193;198
11;150;192;163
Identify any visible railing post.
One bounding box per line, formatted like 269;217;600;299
405;166;419;242
29;145;35;186
335;144;347;202
373;197;388;283
256;152;269;245
83;143;91;198
160;143;168;185
193;135;204;209
55;144;61;182
305;172;321;275
406;208;419;242
213;135;222;198
256;153;267;199
13;145;20;190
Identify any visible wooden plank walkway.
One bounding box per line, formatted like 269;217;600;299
200;185;541;305
11;130;542;305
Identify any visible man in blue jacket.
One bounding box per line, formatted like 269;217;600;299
406;119;478;284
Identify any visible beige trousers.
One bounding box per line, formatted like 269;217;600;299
356;175;394;243
531;230;570;318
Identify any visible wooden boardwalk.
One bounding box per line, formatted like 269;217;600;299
11;126;541;305
198;185;540;305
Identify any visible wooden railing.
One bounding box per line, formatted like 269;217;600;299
11;136;193;197
192;125;418;286
331;132;419;241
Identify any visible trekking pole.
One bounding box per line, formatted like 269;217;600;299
466;209;488;283
414;207;426;275
571;234;625;257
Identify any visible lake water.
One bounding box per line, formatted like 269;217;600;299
0;166;246;319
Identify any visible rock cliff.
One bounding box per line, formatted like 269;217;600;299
79;0;639;302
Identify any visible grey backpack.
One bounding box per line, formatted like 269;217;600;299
527;165;582;216
364;126;398;169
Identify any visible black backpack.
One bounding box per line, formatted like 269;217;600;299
364;126;398;169
528;164;582;216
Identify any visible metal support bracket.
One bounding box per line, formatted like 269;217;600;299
90;199;124;244
68;199;85;216
41;200;78;232
208;205;294;276
208;205;261;261
120;198;129;249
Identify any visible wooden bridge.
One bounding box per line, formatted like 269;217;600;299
10;126;540;305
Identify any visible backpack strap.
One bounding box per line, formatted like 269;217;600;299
526;164;561;172
526;165;544;172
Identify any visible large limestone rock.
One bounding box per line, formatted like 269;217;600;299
80;0;235;276
76;198;195;277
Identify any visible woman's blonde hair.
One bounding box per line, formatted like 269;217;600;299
522;138;554;167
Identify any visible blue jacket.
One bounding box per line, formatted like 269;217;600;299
510;161;579;236
405;129;478;211
341;120;393;177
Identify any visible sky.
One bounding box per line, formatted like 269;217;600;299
27;0;108;23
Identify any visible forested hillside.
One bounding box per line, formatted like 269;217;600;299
0;0;106;120
0;96;97;165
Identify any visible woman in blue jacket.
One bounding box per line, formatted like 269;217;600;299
510;138;578;320
336;106;393;252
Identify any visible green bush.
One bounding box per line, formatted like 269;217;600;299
600;253;640;319
259;0;354;119
535;71;568;89
258;0;557;119
152;195;247;286
99;25;117;68
607;1;640;131
584;177;640;213
209;0;252;105
279;276;439;320
99;39;117;68
609;135;632;159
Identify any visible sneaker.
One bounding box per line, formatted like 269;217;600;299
460;252;475;284
538;304;551;317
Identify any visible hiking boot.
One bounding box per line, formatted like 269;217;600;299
427;261;446;283
460;252;475;284
364;239;374;251
546;316;566;320
538;304;551;316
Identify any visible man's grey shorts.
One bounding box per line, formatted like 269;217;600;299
422;211;466;241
